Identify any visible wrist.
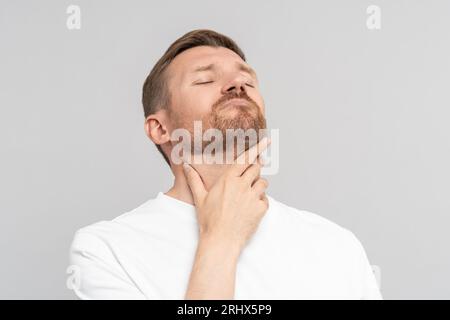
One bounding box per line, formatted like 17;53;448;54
198;232;243;260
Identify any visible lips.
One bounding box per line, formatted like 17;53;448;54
221;98;250;108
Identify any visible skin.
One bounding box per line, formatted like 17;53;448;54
144;46;270;299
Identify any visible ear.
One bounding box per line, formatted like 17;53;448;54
144;110;171;146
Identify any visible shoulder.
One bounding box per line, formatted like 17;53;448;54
74;194;165;235
69;197;157;254
266;195;361;250
69;220;120;265
267;195;350;233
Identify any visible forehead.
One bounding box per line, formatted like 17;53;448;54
167;46;254;80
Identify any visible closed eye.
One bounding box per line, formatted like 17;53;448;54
245;82;255;88
194;81;214;85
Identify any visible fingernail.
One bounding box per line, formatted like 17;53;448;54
183;162;191;171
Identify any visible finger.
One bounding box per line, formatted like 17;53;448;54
182;163;207;205
241;161;262;185
230;137;270;177
252;178;268;198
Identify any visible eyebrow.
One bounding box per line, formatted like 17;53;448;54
192;63;215;73
191;62;257;79
236;62;257;79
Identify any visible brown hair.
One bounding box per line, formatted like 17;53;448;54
142;29;246;165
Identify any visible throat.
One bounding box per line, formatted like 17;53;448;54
167;163;231;205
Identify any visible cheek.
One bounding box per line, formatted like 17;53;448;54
178;89;217;121
251;92;265;114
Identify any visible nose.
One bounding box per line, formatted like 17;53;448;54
221;75;247;95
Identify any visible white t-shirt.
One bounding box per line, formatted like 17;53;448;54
68;192;382;300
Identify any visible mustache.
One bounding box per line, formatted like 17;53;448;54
212;90;256;110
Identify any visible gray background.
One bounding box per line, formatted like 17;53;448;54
1;0;449;299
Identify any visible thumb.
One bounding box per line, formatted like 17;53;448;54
182;163;207;205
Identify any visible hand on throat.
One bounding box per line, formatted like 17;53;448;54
165;162;232;206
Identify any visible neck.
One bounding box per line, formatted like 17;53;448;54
165;163;231;205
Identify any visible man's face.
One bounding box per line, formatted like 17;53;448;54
165;46;266;153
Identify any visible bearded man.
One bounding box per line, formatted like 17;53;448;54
69;29;382;300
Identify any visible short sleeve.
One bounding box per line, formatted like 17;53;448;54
68;230;147;300
348;232;383;300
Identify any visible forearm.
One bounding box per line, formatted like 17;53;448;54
185;235;241;300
